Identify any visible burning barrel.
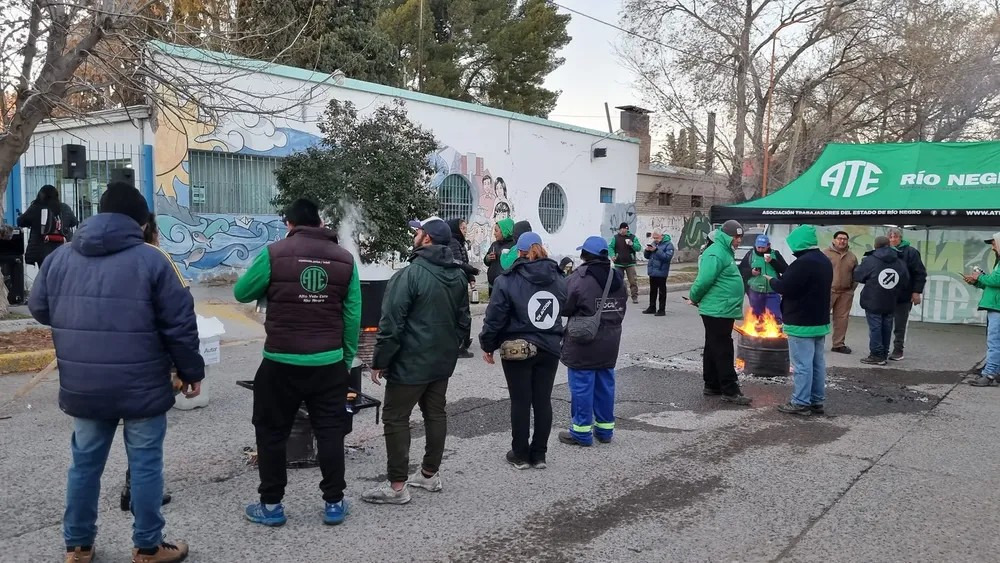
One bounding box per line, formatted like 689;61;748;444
734;311;789;377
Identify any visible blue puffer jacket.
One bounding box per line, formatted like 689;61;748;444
28;213;205;420
643;236;675;278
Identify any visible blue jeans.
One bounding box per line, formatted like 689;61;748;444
568;368;615;445
986;311;1000;377
788;335;826;406
865;312;893;359
748;290;782;322
64;415;167;549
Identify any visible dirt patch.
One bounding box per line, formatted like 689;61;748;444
0;329;53;353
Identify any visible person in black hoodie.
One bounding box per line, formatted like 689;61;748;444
480;231;567;469
448;219;479;358
484;218;515;295
18;184;78;267
559;236;627;447
854;236;910;366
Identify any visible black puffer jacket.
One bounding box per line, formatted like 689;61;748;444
893;242;928;303
18;202;78;266
854;246;910;314
447;219;470;265
560;258;627;369
479;258;567;357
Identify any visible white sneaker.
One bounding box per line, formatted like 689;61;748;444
361;482;411;505
407;470;443;492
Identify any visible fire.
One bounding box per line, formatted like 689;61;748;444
735;358;746;372
735;310;785;339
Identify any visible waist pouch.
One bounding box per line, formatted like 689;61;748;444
499;339;538;361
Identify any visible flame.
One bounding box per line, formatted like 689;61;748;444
735;358;746;372
735;310;786;339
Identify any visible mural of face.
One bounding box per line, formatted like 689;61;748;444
493;201;511;221
495;178;508;199
482;175;493;195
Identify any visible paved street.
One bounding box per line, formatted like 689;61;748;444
1;291;998;562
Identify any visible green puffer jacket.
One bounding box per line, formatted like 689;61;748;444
690;229;744;319
975;260;1000;313
371;244;472;385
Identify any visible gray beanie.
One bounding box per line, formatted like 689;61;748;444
721;220;744;237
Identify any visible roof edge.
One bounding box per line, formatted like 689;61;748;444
148;41;640;145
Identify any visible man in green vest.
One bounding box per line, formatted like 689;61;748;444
738;234;788;322
608;222;642;304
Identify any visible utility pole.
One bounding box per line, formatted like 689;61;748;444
417;0;425;91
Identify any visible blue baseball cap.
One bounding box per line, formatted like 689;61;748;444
516;231;543;251
577;235;608;256
755;234;770;247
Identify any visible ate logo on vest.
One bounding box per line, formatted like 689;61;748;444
878;268;899;290
528;291;560;330
822;160;882;198
300;265;329;293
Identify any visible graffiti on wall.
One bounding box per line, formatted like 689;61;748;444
153;95;321;277
430;146;514;262
677;211;713;251
601;203;636;236
813;226;997;325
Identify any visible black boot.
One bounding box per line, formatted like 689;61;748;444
642;306;656;314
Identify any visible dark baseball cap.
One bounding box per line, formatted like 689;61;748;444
408;216;451;245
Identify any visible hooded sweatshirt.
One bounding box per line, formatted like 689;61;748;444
767;225;833;338
974;232;1000;313
500;220;533;270
690;228;744;319
371;244;472;385
854;245;910;314
479;258;567;357
485;218;515;286
27;213;205;420
892;240;928;302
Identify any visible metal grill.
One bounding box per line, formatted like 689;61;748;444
188;150;282;215
437;174;473;221
539;182;566;233
18;139;146;222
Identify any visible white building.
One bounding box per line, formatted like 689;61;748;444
10;42;640;281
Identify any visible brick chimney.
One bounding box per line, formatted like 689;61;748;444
617;105;652;169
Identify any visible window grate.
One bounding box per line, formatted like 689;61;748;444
600;187;615;203
658;192;672;206
437;174;473;221
188;150;283;215
538;183;567;233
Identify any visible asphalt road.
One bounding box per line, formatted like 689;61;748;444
1;291;997;562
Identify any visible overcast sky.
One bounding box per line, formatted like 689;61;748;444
542;1;643;135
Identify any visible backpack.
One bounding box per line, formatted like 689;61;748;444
40;207;66;243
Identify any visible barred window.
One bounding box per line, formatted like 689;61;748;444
188;150;282;215
658;192;672;206
437;174;473;221
538;183;567;233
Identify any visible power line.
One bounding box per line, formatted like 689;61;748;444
546;0;680;54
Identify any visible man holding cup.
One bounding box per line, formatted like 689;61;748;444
738;234;788;322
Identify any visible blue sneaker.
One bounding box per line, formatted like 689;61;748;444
245;502;287;527
324;499;350;525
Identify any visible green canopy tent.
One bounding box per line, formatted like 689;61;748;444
711;141;1000;227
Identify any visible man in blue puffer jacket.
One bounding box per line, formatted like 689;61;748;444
29;182;204;563
642;229;674;316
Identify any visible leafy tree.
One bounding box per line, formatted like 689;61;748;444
273;99;439;263
236;0;400;83
379;0;571;117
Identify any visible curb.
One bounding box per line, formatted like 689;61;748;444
0;349;56;375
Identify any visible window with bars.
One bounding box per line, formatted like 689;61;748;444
24;159;133;221
600;187;615;203
188;150;283;215
691;195;703;208
437;174;473;221
538;183;567;233
658;192;672;206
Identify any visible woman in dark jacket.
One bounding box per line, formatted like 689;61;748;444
448;218;479;358
558;236;628;447
480;231;567;470
18;185;78;266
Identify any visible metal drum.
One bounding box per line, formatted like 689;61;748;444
736;332;789;377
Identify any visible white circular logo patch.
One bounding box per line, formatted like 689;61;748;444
528;291;560;330
878;268;899;289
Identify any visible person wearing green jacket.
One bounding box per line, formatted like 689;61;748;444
688;220;752;406
608;222;642;304
965;232;1000;387
363;217;472;506
233;198;361;527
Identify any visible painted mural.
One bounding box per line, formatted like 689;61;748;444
153;95;321;278
810;226;996;326
601;203;637;237
430;147;514;263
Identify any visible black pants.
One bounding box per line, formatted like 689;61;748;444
892;301;912;353
648;276;667;311
252;358;348;504
501;351;559;463
701;315;742;396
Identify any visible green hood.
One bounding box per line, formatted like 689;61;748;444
497;218;515;239
787;225;819;253
713;229;735;253
896;239;911;249
662;234;672;243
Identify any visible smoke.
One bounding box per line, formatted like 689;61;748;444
336;204;397;280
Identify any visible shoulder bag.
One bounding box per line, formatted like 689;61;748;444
565;266;615;343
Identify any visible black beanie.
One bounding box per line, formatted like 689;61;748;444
100;182;150;226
